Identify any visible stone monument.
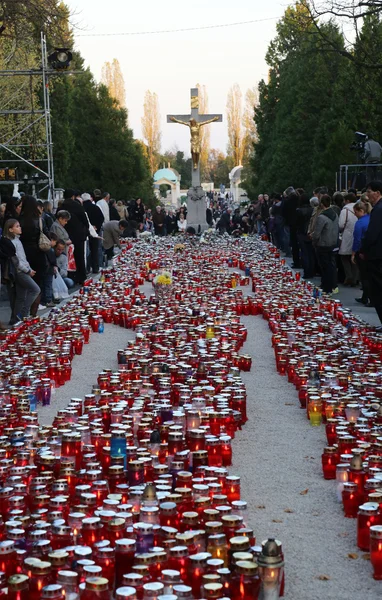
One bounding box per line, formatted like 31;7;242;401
167;88;222;233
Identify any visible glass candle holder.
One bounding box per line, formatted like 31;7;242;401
231;560;260;600
357;503;380;551
370;525;382;580
114;539;136;590
342;482;361;518
308;397;323;427
8;574;30;600
321;446;339;480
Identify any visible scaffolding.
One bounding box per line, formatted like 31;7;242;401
0;33;80;201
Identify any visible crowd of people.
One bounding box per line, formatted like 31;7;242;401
237;183;382;329
0;182;381;330
0;190;167;326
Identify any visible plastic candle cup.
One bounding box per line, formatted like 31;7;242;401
357;503;380;551
370;525;382;580
308;397;323;426
8;574;30;600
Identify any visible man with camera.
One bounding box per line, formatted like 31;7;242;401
364;134;382;182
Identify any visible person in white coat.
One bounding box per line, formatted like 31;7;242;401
339;192;359;286
96;192;110;223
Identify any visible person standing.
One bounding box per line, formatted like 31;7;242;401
152;205;166;236
3;219;40;324
116;201;128;220
129;198;145;224
82;193;104;274
96;192;110;223
352;199;372;306
363;134;382;183
339;193;358;286
61;189;89;285
296;193;314;279
283;186;300;266
19;195;48;315
363;181;382;327
311;195;339;294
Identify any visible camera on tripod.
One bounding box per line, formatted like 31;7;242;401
350;131;367;153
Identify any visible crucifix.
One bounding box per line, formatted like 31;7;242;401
167;87;223;188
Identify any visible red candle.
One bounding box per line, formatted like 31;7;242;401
357;503;380;551
8;574;29;600
321;447;338;480
342;482;361;518
370;525;382;580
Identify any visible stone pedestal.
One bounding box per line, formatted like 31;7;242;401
186;186;208;234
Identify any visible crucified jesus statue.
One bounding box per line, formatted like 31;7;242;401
169;116;220;170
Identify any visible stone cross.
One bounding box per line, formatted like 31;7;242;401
167;87;223;188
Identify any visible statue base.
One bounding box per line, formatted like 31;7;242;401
186;186;208;234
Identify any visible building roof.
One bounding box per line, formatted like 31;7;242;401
154;168;179;183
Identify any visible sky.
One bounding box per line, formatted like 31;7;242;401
67;0;284;156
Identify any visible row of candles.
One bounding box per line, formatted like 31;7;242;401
241;242;382;580
0;238;286;599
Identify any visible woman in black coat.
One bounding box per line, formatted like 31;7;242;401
129;198;145;224
296;193;314;279
61;190;89;285
19;195;48;315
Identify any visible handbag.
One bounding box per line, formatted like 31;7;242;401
38;218;51;252
67;244;76;271
84;212;99;238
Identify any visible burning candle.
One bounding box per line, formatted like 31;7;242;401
357;503;380;551
370;525;382;580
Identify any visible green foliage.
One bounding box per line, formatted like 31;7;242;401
0;1;152;201
159;150;192;189
208;149;233;187
249;3;382;194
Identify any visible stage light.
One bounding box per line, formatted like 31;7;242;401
48;48;73;70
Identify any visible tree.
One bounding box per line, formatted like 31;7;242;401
101;58;126;108
0;0;153;200
242;87;258;166
300;0;382;68
226;83;244;166
208;149;232;188
196;83;210;180
0;0;70;49
249;2;350;193
141;90;161;174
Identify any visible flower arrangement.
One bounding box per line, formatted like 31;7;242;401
154;271;172;285
174;243;185;253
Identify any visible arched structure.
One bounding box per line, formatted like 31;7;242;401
229;165;243;204
153;168;181;207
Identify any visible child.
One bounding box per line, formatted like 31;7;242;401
3;219;40;325
40;232;58;308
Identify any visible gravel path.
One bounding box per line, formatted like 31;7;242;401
38;324;133;425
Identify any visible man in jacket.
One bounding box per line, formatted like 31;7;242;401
363;181;382;327
61;189;89;285
283;186;300;267
311;195;339;294
152;206;166;236
82;192;104;274
102;219;128;263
